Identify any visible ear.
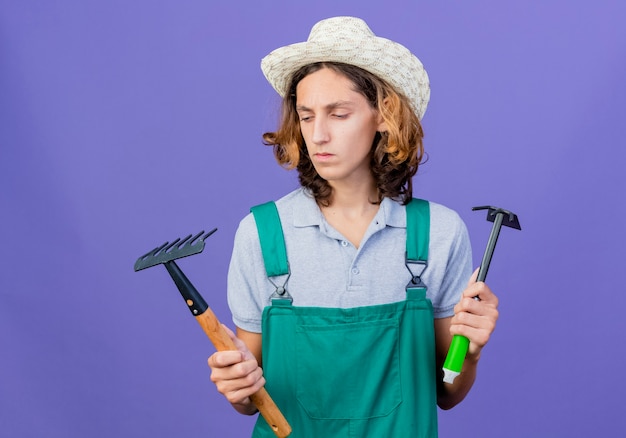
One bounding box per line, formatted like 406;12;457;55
376;118;388;133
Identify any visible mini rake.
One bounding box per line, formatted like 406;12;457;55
134;229;291;438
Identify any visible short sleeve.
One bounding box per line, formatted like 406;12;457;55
227;214;270;333
427;205;473;318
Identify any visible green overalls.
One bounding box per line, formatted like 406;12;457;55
250;199;437;437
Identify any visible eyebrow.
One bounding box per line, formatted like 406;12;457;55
296;100;354;112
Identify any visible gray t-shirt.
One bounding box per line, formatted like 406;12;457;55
228;188;473;333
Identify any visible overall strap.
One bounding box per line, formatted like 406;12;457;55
251;201;289;277
250;201;292;302
405;198;430;289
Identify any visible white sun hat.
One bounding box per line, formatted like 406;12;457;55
260;16;430;120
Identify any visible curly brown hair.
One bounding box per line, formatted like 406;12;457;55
262;62;424;206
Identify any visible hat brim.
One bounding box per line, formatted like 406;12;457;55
260;20;430;120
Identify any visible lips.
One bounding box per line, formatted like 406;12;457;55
314;152;334;162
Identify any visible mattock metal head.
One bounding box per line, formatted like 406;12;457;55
471;206;521;283
134;228;218;272
473;206;521;230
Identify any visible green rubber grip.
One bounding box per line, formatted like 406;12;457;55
443;334;469;375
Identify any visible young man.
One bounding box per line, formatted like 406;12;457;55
209;16;499;437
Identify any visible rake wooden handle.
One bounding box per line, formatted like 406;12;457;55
196;307;292;438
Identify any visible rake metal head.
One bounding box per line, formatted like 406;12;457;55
472;206;521;230
134;228;217;272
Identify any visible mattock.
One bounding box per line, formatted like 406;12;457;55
134;229;292;437
442;206;521;384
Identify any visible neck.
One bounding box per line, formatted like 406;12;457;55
322;180;379;214
333;177;376;199
319;180;380;248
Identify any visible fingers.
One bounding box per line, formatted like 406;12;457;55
207;327;265;406
221;324;237;339
451;279;499;355
209;352;266;404
453;291;499;333
208;350;244;369
462;276;499;307
450;305;498;346
221;324;256;361
467;267;480;285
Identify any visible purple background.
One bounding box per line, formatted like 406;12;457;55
2;1;625;436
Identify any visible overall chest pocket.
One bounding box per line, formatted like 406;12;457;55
295;316;402;420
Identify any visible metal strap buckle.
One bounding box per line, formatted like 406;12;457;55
269;266;293;303
405;254;427;290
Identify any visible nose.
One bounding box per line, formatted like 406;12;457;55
311;117;330;145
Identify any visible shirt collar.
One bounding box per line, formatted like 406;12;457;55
381;197;406;228
292;189;407;229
